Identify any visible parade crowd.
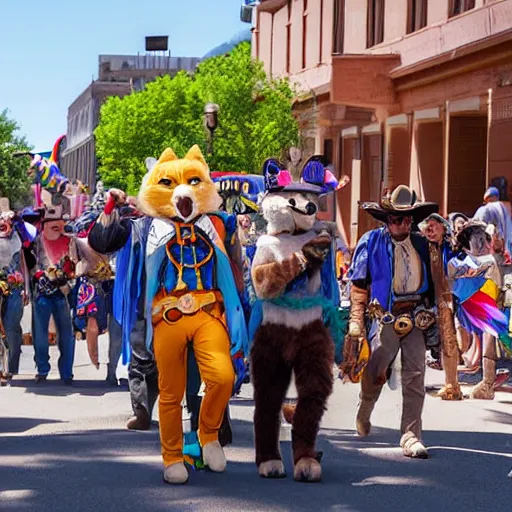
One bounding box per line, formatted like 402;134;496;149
1;144;511;484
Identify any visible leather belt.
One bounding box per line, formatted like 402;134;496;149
152;290;223;325
368;299;436;337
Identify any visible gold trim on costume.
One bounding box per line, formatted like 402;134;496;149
165;224;214;291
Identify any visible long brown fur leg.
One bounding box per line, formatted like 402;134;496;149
292;321;334;464
251;324;292;466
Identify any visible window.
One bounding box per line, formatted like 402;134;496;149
367;0;385;48
319;0;324;63
323;139;334;167
255;11;260;59
407;0;427;34
286;1;291;73
450;0;476;17
302;0;308;69
332;0;345;54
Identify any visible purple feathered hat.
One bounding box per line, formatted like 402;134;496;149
263;156;341;196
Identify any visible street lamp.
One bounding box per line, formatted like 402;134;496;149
204;103;220;156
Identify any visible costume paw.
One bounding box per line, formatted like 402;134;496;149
203;441;227;472
400;433;429;459
258;459;286;478
437;383;463;401
470;381;495;400
293;457;322;482
163;462;189;484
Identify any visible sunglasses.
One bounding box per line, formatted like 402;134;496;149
387;216;408;225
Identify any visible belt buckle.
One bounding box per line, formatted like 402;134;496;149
381;313;395;325
394;314;414;337
177;293;198;314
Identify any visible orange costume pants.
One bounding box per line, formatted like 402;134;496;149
153;310;235;466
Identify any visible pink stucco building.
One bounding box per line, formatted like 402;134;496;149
253;0;512;245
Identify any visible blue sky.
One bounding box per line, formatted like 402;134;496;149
0;0;247;152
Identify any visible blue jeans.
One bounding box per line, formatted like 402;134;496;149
2;289;24;375
33;293;75;380
107;315;123;379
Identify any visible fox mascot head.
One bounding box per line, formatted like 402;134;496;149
138;145;222;221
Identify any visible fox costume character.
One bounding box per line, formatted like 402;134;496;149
249;158;340;482
89;146;248;485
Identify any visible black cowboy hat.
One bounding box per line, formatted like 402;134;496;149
361;185;439;224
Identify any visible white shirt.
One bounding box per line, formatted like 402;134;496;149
392;236;422;295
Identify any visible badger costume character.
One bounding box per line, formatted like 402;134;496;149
250;158;340;482
89;146;248;485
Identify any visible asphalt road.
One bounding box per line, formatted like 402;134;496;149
1;335;511;512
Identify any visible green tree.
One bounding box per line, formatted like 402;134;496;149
95;42;299;194
0;109;33;208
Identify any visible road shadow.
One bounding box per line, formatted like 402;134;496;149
483;408;512;425
0;417;64;435
0;419;510;512
9;378;129;397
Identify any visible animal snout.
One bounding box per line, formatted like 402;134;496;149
305;202;317;215
288;198;317;216
175;196;193;219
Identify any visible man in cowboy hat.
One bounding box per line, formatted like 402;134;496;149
347;185;438;459
32;205;77;384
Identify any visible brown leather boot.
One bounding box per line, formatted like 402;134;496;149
126;408;151;430
437;383;463;401
470;356;495;400
355;398;375;437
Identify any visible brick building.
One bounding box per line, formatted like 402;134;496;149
253;0;512;245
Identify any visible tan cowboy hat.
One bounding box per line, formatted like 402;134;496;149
361;185;439;224
42;205;69;222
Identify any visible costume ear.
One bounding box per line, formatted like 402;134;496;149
301;155;341;193
262;158;291;191
185;145;208;167
145;157;157;173
301;155;326;186
157;148;178;164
